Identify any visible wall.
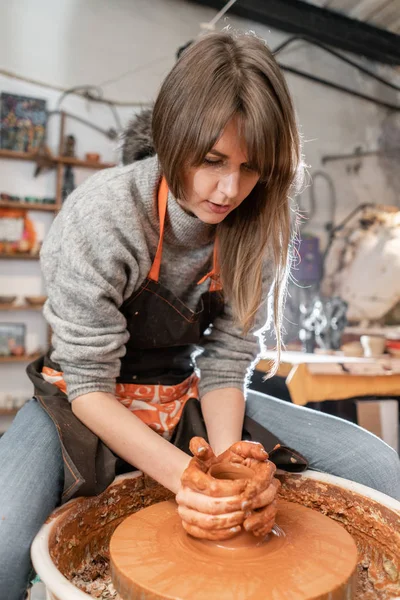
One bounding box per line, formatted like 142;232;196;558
0;0;399;420
2;0;398;229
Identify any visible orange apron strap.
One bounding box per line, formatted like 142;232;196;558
148;177;169;282
149;177;222;290
197;238;222;291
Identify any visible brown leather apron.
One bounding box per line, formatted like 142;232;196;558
27;177;307;504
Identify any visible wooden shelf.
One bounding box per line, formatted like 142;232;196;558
0;201;58;212
0;303;44;311
0;148;115;170
56;156;115;169
0;253;40;260
0;407;19;416
0;149;39;162
0;353;41;364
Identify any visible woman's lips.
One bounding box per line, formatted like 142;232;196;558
206;201;231;214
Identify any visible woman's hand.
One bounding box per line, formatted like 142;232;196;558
176;437;280;540
177;438;249;540
217;440;281;537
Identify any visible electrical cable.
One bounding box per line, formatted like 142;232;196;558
0;68;149;107
320;202;376;279
56;85;123;132
46;109;118;140
273;35;400;92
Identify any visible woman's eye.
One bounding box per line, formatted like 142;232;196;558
203;158;222;166
242;163;258;173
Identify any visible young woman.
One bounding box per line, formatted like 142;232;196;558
0;31;399;600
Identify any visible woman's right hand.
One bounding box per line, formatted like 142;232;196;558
176;437;279;541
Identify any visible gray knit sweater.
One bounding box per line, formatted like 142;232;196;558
41;156;274;401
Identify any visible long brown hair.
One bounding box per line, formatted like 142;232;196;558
152;31;302;373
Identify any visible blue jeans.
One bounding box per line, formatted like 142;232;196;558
1;395;399;600
246;391;400;498
0;399;64;600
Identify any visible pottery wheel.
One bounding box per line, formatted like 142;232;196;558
110;500;358;600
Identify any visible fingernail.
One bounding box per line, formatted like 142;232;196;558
241;500;251;510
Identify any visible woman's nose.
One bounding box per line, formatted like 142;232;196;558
218;171;240;199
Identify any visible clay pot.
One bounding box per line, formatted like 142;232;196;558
31;471;400;600
360;335;386;358
85;153;100;163
208;461;254;481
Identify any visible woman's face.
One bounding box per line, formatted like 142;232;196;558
181;118;260;224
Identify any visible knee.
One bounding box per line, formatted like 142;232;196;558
367;444;400;501
336;428;400;501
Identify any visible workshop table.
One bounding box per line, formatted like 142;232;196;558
255;351;400;451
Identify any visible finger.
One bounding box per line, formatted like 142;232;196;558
246;516;275;538
249;478;280;510
243;500;278;534
181;520;241;541
181;463;247;497
176;487;252;514
242;461;276;499
178;505;245;530
225;441;269;462
189;437;215;461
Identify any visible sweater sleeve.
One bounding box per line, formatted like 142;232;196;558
41;176;141;401
196;260;275;399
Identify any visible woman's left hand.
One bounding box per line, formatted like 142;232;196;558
217;439;281;537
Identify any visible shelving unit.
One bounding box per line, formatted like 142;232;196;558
0;303;44;311
0;148;114;170
0;353;41;363
0;149;39;162
0;408;19;416
0;200;57;212
57;155;115;169
0;112;116;211
0;112;116;417
0;252;40;260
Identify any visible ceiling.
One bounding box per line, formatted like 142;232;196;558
193;0;400;64
302;0;400;34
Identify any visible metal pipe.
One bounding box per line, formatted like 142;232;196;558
279;64;400;112
322;149;400;164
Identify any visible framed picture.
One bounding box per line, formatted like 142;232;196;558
0;93;47;152
0;323;26;356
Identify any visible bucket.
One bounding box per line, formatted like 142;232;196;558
31;470;400;600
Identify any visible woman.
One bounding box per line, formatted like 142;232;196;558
0;31;399;600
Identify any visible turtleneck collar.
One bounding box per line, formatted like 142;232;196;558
164;188;216;248
135;155;216;249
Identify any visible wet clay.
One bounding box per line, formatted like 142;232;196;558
207;461;280;539
48;474;173;581
47;473;400;600
110;499;358;600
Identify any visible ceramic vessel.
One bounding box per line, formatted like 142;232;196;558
31;470;400;600
360;335;386;357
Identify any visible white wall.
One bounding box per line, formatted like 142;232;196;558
2;0;399;229
0;0;399;415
